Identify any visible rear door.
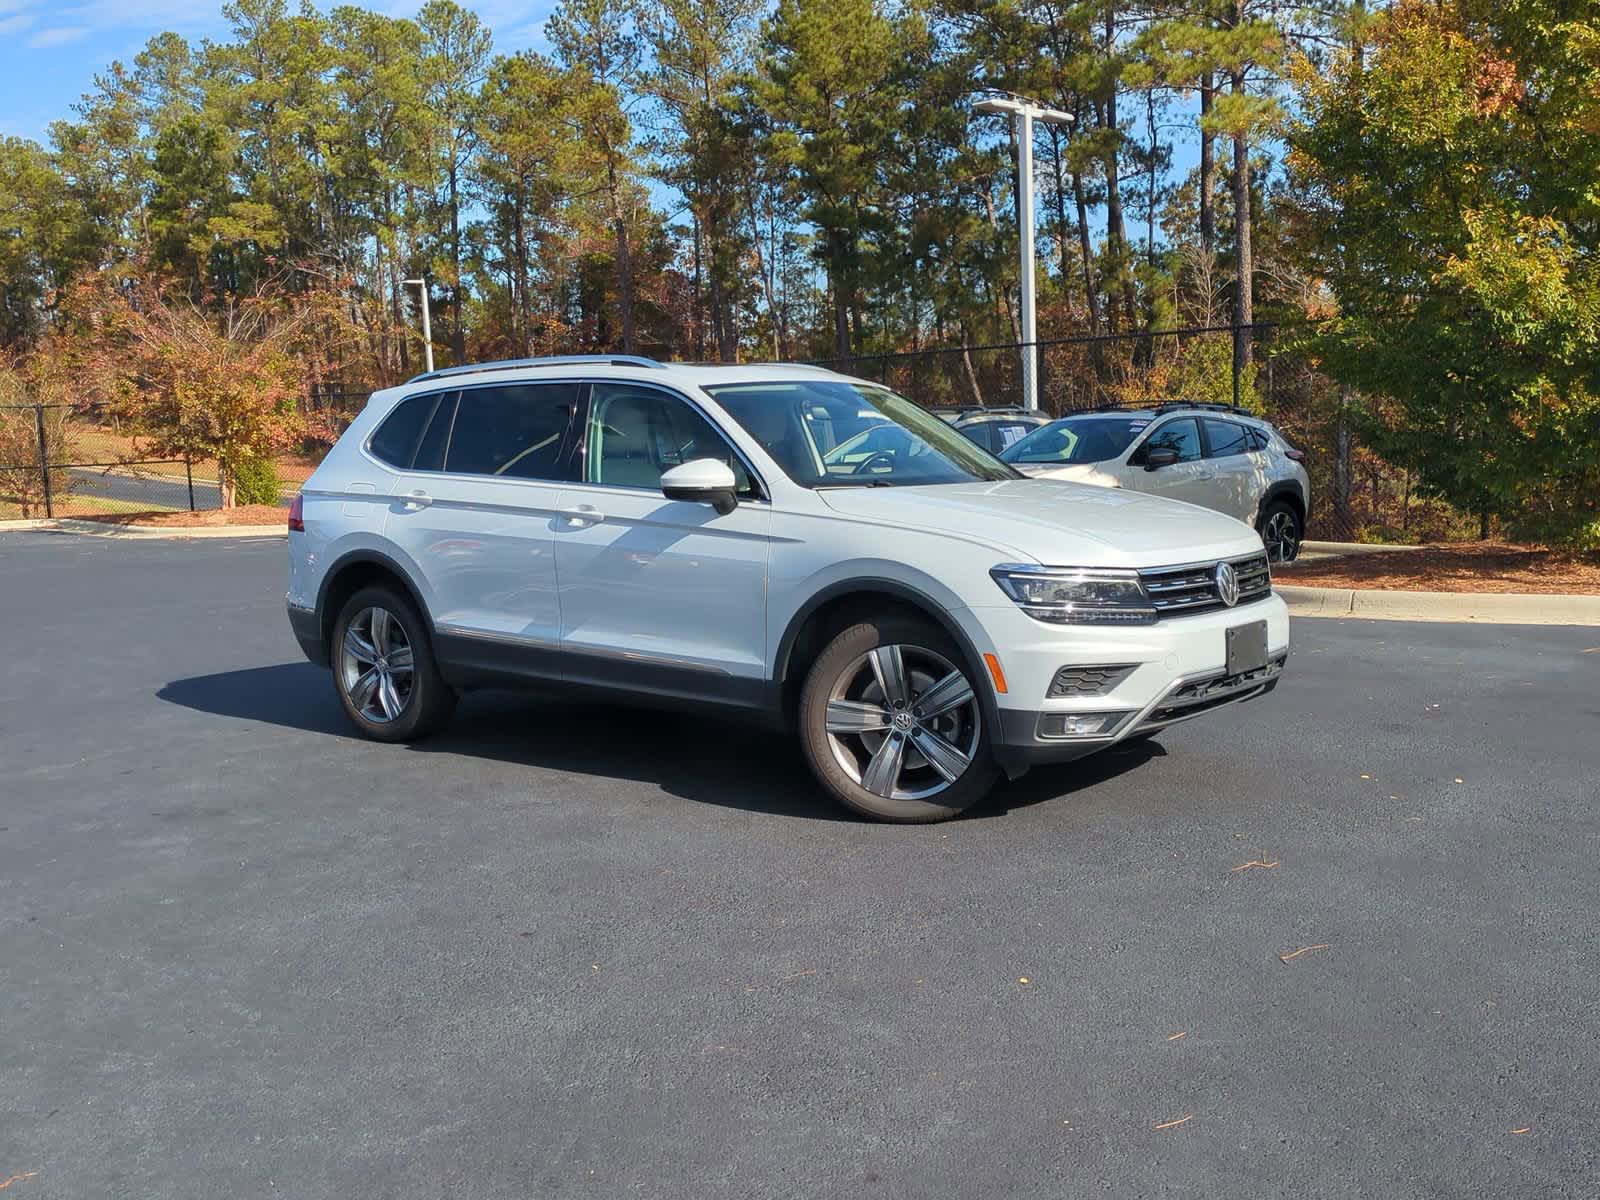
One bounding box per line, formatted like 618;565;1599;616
384;380;580;656
552;380;773;706
1200;417;1265;522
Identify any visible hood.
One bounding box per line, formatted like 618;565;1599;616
1014;462;1120;487
816;478;1263;569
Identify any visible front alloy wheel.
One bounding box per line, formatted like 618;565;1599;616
826;644;980;801
800;619;999;822
1260;502;1302;564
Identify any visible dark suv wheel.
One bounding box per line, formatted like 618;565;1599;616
332;585;456;742
1259;500;1303;564
798;616;999;822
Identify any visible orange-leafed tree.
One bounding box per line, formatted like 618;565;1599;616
77;271;332;507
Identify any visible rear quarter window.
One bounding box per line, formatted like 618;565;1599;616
367;394;440;468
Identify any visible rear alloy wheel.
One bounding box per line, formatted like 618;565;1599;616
799;619;999;822
1259;501;1303;564
332;585;455;742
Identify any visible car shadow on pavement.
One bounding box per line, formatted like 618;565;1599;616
158;663;1164;824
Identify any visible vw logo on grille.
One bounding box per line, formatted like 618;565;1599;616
1214;561;1240;607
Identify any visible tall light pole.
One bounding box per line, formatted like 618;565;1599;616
971;95;1074;412
403;278;434;375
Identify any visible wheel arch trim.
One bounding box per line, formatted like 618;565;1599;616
771;577;1002;739
315;547;434;643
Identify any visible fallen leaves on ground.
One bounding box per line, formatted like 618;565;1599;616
1279;944;1331;964
1153;1115;1193;1131
0;1174;38;1192
1276;541;1600;595
73;504;290;527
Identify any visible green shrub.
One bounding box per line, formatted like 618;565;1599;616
230;455;282;506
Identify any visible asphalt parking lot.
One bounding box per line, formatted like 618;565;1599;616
3;531;1598;1198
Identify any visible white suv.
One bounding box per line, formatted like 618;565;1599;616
1000;405;1311;563
286;357;1289;823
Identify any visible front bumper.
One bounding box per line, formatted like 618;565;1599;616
968;593;1291;777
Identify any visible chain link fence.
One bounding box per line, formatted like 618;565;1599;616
0;404;214;519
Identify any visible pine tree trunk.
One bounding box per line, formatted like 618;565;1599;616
448;163;465;360
1199;73;1215;256
830;239;850;360
1334;381;1354;528
691;209;706;361
607;157;637;354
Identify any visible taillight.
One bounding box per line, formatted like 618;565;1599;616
1284;448;1306;463
288;493;305;532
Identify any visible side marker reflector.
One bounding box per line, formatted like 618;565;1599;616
983;653;1009;695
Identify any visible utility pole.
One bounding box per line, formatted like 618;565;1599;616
972;95;1074;412
403;279;435;374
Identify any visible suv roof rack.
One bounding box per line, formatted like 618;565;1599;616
1150;400;1263;419
956;405;1030;417
407;354;665;384
1071;400;1263;420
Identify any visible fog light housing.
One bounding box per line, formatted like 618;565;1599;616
1036;710;1133;740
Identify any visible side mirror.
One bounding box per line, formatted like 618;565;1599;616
1143;448;1181;471
661;458;739;516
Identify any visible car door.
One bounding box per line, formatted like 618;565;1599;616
552;380;773;706
1122;417;1217;510
383;380;579;656
1200;417;1263;522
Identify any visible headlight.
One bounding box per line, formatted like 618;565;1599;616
990;564;1157;625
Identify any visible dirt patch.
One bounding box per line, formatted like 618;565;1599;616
74;504;290;528
1278;542;1600;595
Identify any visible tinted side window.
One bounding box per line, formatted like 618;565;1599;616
1248;426;1271;451
411;392;457;472
994;422;1032;452
368;394;439;468
587;384;755;496
1203;419;1251;458
957;423;994;452
444;383;580;479
1141;418;1202;463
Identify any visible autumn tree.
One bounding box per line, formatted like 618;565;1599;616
1290;0;1600;545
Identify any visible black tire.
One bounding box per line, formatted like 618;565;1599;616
331;585;455;743
798;617;1000;823
1258;499;1303;564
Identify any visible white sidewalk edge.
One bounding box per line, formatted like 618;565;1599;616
0;517;285;539
1278;584;1600;626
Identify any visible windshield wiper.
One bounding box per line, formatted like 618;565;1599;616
815;478;897;489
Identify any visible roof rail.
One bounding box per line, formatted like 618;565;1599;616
407;354;664;384
1070;399;1261;419
1148;400;1262;419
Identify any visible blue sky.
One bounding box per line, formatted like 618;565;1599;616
0;0;557;145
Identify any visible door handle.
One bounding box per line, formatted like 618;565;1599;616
559;504;603;527
403;489;432;509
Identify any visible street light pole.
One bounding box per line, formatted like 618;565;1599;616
403;278;434;375
971;95;1074;412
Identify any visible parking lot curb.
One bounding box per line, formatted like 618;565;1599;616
0;517;286;540
1278;583;1600;626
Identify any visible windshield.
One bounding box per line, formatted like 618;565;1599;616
704;380;1019;488
1000;415;1150;465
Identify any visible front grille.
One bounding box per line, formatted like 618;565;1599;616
1137;654;1288;728
1047;663;1138;698
1138;552;1271;618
